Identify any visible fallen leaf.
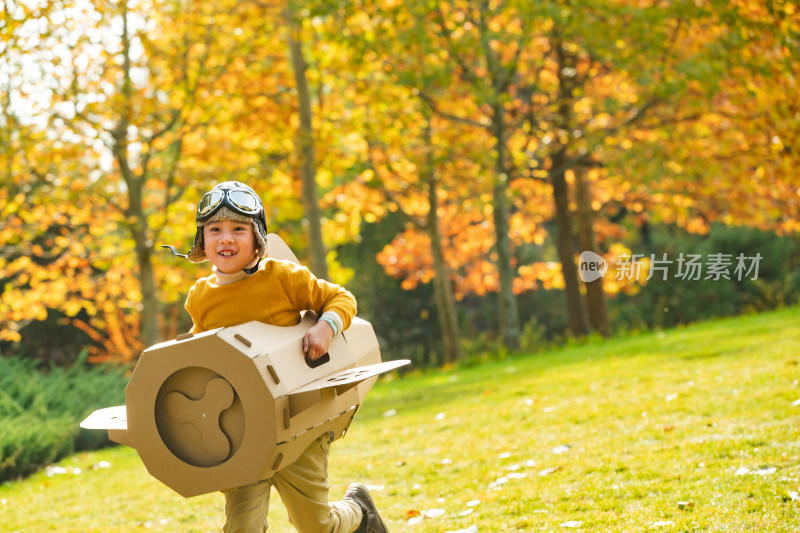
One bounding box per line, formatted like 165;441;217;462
405;510;421;520
753;466;777;476
560;520;582;528
792;399;800;407
552;444;571;455
46;466;68;477
422;508;446;518
466;499;481;507
488;477;508;490
539;466;560;476
651;520;674;527
383;409;397;418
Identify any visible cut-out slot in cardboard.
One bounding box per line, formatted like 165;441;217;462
305;352;330;368
266;365;280;384
233;333;252;348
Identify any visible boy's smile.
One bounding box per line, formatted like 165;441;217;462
203;220;257;274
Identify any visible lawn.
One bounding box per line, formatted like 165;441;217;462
1;307;799;532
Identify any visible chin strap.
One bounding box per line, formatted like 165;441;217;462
243;254;261;275
161;245;188;258
162;244;260;276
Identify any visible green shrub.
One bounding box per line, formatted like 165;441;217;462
0;353;127;482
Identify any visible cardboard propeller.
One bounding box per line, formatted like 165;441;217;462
80;234;410;498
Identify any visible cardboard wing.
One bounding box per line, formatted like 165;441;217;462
80;233;410;498
290;360;410;395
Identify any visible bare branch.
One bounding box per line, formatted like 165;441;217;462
418;91;489;130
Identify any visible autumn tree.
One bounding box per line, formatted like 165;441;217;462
1;0;298;353
631;0;800;236
349;1;764;343
366;102;468;364
0;1;141;356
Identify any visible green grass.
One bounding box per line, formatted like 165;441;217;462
2;307;799;532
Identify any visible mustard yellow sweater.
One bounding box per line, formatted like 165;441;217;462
185;258;356;334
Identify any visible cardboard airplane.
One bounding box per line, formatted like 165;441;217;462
81;234;410;498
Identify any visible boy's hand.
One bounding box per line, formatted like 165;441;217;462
303;321;334;361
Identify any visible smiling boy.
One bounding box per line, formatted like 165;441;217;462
169;181;389;532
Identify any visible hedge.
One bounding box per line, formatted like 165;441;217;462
0;353;127;482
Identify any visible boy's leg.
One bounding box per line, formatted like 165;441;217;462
222;479;272;533
271;434;363;533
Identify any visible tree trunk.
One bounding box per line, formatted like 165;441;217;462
286;6;329;279
423;123;463;363
136;240;161;347
490;102;521;349
574;165;610;337
550;39;589;338
116;3;160;348
550;152;590;338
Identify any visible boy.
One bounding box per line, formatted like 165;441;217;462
171;181;389;533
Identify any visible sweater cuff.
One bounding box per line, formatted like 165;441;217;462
320;311;343;336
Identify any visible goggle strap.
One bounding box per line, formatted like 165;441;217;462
161;244;188;258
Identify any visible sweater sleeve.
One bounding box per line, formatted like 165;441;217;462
284;262;357;331
184;281;203;334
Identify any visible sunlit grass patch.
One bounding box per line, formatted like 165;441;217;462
1;306;798;532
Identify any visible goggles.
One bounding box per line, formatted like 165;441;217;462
197;187;262;222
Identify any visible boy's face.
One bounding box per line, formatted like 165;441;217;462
203;220;257;274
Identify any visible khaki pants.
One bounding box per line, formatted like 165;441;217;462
222;435;363;533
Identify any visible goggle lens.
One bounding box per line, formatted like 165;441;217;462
228;190;261;214
197;190;225;217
